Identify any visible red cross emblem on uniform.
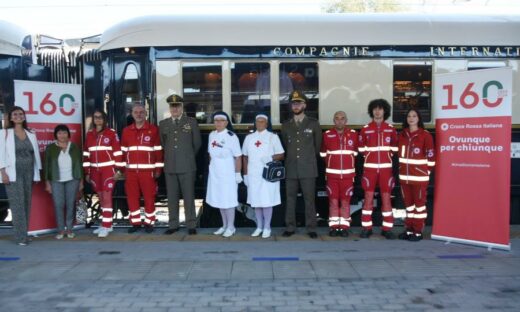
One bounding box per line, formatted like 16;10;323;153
255;140;262;147
212;140;218;147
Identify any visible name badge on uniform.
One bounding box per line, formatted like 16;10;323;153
304;128;313;133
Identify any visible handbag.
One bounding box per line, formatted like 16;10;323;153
262;160;285;182
75;198;87;224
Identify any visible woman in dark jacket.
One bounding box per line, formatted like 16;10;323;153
44;124;83;239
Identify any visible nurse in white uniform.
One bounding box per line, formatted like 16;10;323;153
242;114;284;238
206;111;242;238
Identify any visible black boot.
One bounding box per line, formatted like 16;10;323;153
360;229;373;238
128;225;141;233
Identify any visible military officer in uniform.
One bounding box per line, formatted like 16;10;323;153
281;90;322;239
159;94;202;235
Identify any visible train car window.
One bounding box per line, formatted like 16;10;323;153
182;62;222;124
392;64;432;123
231;62;270;124
279;62;319;122
122;63;142;126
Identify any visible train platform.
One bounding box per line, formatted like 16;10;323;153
1;226;519;312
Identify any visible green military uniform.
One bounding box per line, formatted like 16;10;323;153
159;95;202;230
281;91;322;233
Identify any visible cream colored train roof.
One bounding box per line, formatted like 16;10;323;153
99;14;520;51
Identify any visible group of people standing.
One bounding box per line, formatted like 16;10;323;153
0;89;434;245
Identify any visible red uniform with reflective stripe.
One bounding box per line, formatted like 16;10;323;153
120;121;163;226
358;121;398;172
358;121;397;231
398;127;435;235
398;128;435;186
320;128;358;230
83;128;123;175
83;127;122;228
320;128;358;180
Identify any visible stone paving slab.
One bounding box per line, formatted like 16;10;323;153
1;227;519;311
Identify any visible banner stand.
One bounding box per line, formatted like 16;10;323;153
431;234;511;251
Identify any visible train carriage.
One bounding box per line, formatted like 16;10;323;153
87;14;520;227
2;14;520;227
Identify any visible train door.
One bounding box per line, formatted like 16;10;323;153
110;55;149;134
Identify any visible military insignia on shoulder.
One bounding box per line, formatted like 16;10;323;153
227;131;235;136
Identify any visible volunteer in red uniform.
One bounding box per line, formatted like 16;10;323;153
320;111;358;237
121;104;163;234
398;108;435;242
358;99;398;239
83;110;124;238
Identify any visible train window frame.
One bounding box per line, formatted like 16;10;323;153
279;61;319;123
120;62;143;128
230;61;271;125
181;61;223;124
392;61;432;124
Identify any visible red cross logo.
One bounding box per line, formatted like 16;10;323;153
212;140;218;147
255;140;262;147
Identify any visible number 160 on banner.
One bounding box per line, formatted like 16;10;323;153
434;67;512;120
14;80;83;124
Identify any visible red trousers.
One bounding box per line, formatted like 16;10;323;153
361;169;395;231
326;177;353;230
89;168;115;228
125;171;157;226
401;183;428;234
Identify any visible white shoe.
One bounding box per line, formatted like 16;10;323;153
251;228;263;237
213;227;226;235
55;233;64;240
222;228;236;238
97;227;110;238
262;229;271;238
93;227;112;234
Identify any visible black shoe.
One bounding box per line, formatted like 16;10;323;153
308;232;318;239
408;233;423;242
398;231;412;240
144;225;154;233
282;231;295;237
339;229;349;237
381;230;396;240
128;225;141;233
164;228;179;235
329;229;338;237
360;229;373;238
188;229;197;235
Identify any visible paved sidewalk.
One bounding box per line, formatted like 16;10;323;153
0;227;519;311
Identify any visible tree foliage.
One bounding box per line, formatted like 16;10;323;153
322;0;406;13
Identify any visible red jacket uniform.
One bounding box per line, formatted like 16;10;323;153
83;128;123;174
358;121;398;170
320;128;358;179
120;121;163;174
398;128;435;185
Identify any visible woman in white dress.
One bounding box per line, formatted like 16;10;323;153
242;114;284;238
206;111;242;238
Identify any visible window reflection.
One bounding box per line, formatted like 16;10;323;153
392;65;432;123
122;63;142;126
182;62;222;124
279;63;319;122
231;63;270;124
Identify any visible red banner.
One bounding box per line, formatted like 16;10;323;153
432;68;512;250
14;80;83;234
